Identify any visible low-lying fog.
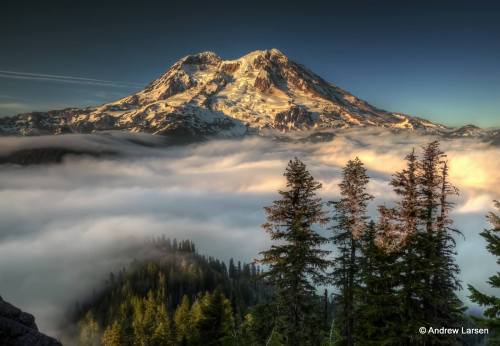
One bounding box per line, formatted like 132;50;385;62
0;129;498;335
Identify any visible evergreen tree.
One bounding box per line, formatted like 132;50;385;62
239;303;278;346
131;296;149;346
330;157;373;346
229;258;237;279
390;149;419;242
78;311;101;346
259;157;330;346
357;219;400;346
418;142;463;345
388;142;463;345
469;201;500;345
390;148;428;344
174;295;192;345
101;321;125;346
152;304;175;346
192;291;235;346
189;297;203;345
430;160;464;339
419;141;445;235
417;141;446;322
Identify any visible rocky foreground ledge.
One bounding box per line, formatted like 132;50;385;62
0;296;61;346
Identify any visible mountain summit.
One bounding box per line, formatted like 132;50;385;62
0;49;453;137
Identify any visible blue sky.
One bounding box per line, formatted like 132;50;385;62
0;0;499;127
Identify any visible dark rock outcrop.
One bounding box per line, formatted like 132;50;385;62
0;296;62;346
274;106;315;131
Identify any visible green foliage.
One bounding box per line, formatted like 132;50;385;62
330;157;373;346
416;142;464;345
101;321;125;346
152;304;174;345
190;290;234;345
259;158;331;345
331;143;466;345
354;142;465;345
174;295;192;344
239;303;279;345
356;221;400;346
70;238;269;346
469;201;500;345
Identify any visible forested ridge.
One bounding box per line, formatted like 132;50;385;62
67;238;276;345
67;141;498;346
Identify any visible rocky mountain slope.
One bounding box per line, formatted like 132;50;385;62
0;296;62;346
0;49;495;139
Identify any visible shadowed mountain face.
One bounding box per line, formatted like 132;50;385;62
0;49;453;138
0;296;62;346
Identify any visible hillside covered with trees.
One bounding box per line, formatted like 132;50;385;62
66;238;277;345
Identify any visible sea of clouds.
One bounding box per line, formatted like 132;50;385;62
0;129;498;335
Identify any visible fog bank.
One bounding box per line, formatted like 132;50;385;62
0;129;498;335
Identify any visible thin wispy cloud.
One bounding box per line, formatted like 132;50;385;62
0;102;27;109
0;70;144;88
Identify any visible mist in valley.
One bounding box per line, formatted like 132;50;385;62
0;129;498;335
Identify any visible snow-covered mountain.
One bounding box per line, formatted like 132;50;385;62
0;49;492;139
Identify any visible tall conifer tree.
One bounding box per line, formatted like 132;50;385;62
357;219;400;346
330;157;373;346
418;142;463;345
174;295;192;345
259;157;330;346
431;161;464;332
101;321;125;346
390;149;427;344
387;142;463;345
